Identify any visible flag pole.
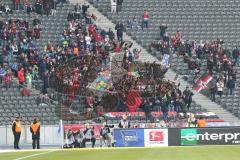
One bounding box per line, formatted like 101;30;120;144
60;119;64;149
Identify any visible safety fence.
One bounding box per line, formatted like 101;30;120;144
0;125;61;146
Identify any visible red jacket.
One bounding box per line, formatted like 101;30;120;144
18;70;25;83
95;34;103;43
143;11;149;20
114;43;121;53
88;24;96;36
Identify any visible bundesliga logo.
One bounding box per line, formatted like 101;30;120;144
149;131;164;141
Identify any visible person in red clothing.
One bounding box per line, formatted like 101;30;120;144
13;0;20;10
114;41;121;53
95;33;103;45
34;25;41;39
17;67;25;87
12;21;17;37
142;10;149;29
88;24;96;36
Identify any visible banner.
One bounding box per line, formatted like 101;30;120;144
114;129;144;147
126;90;142;112
64;124;103;139
144;129;168;146
181;127;240;145
161;54;170;67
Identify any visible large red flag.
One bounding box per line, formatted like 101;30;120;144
195;75;213;93
126;90;142;112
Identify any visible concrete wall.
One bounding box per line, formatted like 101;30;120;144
0;125;61;146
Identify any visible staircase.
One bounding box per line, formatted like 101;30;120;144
68;0;240;122
0;1;76;125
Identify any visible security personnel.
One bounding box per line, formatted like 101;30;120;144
30;118;40;149
12;117;22;149
197;117;206;127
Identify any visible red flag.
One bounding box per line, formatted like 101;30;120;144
126;90;142;112
195;75;213;93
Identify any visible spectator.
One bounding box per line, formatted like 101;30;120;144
24;0;29;12
44;2;51;17
116;0;123;13
17;67;25;87
226;76;235;95
35;0;43;15
209;78;217;102
33;15;41;26
82;2;89;16
114;40;121;53
51;0;57;16
13;0;20;10
11;42;18;55
111;0;117;13
27;4;34;15
34;25;41;39
182;86;193;111
74;3;81;20
142;10;149;29
115;22;124;41
232;47;239;65
107;28;115;41
42;70;49;95
127;17;141;30
25;70;32;89
0;65;6;84
216;79;224;98
159;24;167;40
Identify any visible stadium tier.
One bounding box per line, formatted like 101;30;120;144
89;0;240;119
0;1;240;156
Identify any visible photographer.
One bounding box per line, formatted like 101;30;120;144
81;124;96;148
118;115;130;128
99;123;114;147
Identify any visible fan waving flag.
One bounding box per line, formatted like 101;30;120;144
195;75;213;93
126;90;142;112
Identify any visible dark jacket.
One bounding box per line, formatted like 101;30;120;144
115;23;124;36
183;89;193;102
117;0;123;5
227;79;235;89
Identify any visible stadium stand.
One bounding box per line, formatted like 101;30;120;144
88;0;240;121
0;0;239;128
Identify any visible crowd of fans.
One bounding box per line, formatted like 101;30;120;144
0;1;213;124
148;24;238;102
0;16;43;89
9;0;67;16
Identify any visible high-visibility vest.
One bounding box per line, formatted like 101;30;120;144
14;121;22;133
31;123;40;134
197;119;206;127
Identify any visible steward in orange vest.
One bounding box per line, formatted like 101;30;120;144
30;118;40;149
12;117;22;149
197;117;206;127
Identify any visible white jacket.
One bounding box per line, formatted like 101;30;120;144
217;81;224;91
111;0;117;6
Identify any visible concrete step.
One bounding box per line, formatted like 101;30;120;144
76;0;240;122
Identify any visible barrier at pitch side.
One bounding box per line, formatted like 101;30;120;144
114;127;240;147
168;127;240;146
114;128;168;147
